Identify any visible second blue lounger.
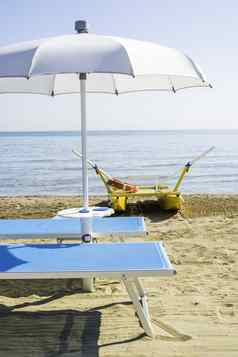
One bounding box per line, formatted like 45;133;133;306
0;217;146;239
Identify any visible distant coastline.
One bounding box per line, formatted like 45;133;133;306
0;129;238;137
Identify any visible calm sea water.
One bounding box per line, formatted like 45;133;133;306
0;130;237;196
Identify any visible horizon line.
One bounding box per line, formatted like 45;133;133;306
0;128;238;133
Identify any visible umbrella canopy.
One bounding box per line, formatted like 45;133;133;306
0;30;210;95
0;20;211;210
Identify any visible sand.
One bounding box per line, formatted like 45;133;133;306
0;195;237;357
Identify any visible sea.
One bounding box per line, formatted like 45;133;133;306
0;130;237;196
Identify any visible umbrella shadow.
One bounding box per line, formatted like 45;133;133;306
0;292;190;355
0;307;101;357
0;291;147;356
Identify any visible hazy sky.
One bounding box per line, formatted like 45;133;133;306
0;0;237;131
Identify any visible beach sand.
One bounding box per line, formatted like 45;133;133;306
0;195;237;356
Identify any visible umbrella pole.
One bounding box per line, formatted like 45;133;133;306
80;72;94;292
80;73;89;210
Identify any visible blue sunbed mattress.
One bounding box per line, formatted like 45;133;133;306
0;242;175;278
0;217;146;238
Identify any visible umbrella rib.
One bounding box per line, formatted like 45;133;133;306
112;74;119;95
50;74;56;96
27;46;42;78
168;75;176;93
186;56;207;83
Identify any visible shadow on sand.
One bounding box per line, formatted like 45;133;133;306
0;288;147;356
0;279;83;298
98;198;177;223
0;287;192;356
0;307;101;357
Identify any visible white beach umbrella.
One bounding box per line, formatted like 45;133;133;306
0;20;211;211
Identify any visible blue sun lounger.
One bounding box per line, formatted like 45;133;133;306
0;217;175;337
0;217;146;239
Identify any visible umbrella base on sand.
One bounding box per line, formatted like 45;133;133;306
54;206;114;292
55;206;114;219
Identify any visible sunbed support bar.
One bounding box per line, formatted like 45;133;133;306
134;277;150;318
122;275;153;337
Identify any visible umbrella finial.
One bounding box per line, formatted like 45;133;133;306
75;20;88;33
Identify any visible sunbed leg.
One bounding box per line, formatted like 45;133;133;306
82;278;95;292
122;276;154;338
134;277;150;319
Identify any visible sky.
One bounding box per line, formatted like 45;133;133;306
0;0;237;131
